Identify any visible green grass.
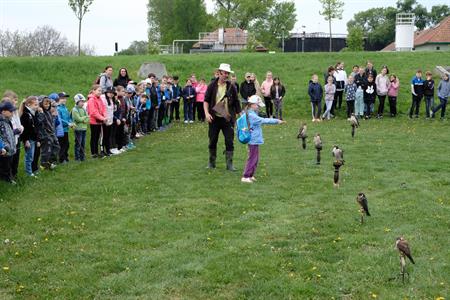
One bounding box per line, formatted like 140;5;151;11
1;52;450;298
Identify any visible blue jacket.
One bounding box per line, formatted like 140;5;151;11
308;81;323;102
248;109;279;145
438;78;450;99
183;86;196;102
57;104;72;133
172;84;182;101
54;114;64;138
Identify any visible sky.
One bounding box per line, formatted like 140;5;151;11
0;0;444;55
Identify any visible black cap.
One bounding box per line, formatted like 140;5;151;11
0;101;17;112
105;87;116;94
58;92;70;98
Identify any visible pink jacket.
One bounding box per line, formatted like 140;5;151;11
261;79;273;97
195;84;207;102
388;79;400;97
87;93;106;125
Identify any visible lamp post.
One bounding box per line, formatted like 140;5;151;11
301;25;306;53
281;25;285;52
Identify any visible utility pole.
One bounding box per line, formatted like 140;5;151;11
281;25;285;52
301;25;306;53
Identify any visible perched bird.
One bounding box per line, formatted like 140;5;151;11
314;133;322;164
349;113;359;138
332;145;344;187
297;123;308;149
356;192;370;223
396;237;415;265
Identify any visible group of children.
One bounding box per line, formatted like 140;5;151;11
308;61;450;122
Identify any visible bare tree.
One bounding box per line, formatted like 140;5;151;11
68;0;94;56
32;26;68;56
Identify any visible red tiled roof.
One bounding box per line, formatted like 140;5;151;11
194;28;247;47
382;15;450;51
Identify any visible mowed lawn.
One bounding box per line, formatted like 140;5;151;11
0;116;449;299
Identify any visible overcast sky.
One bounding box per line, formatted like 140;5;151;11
0;0;443;55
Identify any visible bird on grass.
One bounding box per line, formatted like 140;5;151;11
314;133;322;164
332;145;344;187
396;236;415;283
297;122;307;150
349;113;359;138
356;192;370;224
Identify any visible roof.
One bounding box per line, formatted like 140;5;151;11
382;16;450;51
193;28;248;48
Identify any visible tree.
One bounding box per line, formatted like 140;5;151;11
148;0;212;47
68;0;94;56
214;0;274;29
117;41;149;56
396;0;427;30
251;1;296;50
428;5;450;26
319;0;344;52
346;27;364;51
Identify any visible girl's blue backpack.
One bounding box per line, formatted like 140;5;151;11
236;110;251;144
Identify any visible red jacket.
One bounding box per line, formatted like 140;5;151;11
87;93;106;125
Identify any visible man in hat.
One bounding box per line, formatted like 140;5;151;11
204;63;241;170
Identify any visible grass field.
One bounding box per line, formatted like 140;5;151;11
0;52;450;299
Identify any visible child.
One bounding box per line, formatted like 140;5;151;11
87;85;106;158
195;79;207;122
410;69;425;118
101;87;115;156
0;102;17;183
183;79;196;123
56;92;73;163
36;96;60;169
375;66;389;118
363;74;377;119
308;74;323;122
333;62;347;110
137;93;149;135
114;86;127;152
72;94;90;161
354;67;366;118
170;76;182;122
322;76;336;120
387;75;400;117
431;72;450;119
424;71;435;118
344;75;357;119
163;82;172;125
270;77;286;120
351;65;359;78
19;96;39;176
241;95;285;183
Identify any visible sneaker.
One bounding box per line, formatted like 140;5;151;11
110;149;120;155
241;177;253;183
50;163;57;170
9;180;17;185
184;120;188;124
29;173;38;178
189;120;194;123
250;176;257;182
312;118;315;122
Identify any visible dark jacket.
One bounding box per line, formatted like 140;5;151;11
424;79;435;96
240;81;256;100
0;115;16;156
205;79;241;123
172;84;182;101
354;73;367;88
365;67;377;79
20;106;38;143
232;82;240;95
308;81;323;102
146;85;159;107
36;104;58;142
113;76;131;88
182;86;196;103
363;81;377;102
271;84;286;100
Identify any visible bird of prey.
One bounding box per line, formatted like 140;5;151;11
356;192;370;223
297;123;308;150
332;145;344;187
395;237;415;283
314;133;322;164
349;113;359;138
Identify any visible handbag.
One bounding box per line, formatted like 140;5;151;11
212;84;232;121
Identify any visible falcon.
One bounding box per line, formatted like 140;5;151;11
356;192;370;223
297;123;307;150
332;145;344;187
396;237;415;265
314;133;322;164
349;113;359;138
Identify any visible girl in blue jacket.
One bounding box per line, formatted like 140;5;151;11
241;95;285;183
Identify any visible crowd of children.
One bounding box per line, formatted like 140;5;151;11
1;63;449;185
308;61;450;122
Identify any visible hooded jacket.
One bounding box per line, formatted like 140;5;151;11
437;78;450;99
56;103;72;133
0;115;16;156
87;93;106;125
308;81;323;102
240;81;256;100
36;102;58;142
20;106;38;143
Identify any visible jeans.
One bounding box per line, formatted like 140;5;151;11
377;95;386;116
24;140;36;175
334;90;344;110
274;98;283;120
0;155;13;182
74;130;86;161
41;137;60;167
355;89;364;117
388;96;397;116
208;116;234;152
170;101;180;121
196;102;205;121
183;101;193;121
409;94;423;117
90;124;102;156
11;141;20;178
311;101;321;119
264;97;273;117
322;100;333;119
243;144;259;178
346;100;355;118
58;132;69;162
102;124;112;154
425;95;434;118
432;97;448;118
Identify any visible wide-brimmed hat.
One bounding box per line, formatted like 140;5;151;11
218;63;234;74
248;95;265;107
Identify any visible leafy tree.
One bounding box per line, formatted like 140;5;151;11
68;0;94;56
346;27;364;51
396;0;427;30
319;0;344;52
428;5;450;26
117;41;149;56
251;1;296;50
148;0;211;46
214;0;274;29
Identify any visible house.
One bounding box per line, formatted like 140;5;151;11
382;16;450;51
191;28;248;53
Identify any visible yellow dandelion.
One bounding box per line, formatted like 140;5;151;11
3;266;9;271
37;218;42;221
316;274;321;278
289;272;295;277
15;252;19;256
207;237;212;241
384;228;391;232
371;293;378;298
435;297;445;300
312;266;317;270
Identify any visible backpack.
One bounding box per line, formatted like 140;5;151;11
94;73;105;85
236;110;251;144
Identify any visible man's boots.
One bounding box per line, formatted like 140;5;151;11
207;149;216;169
225;151;237;171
